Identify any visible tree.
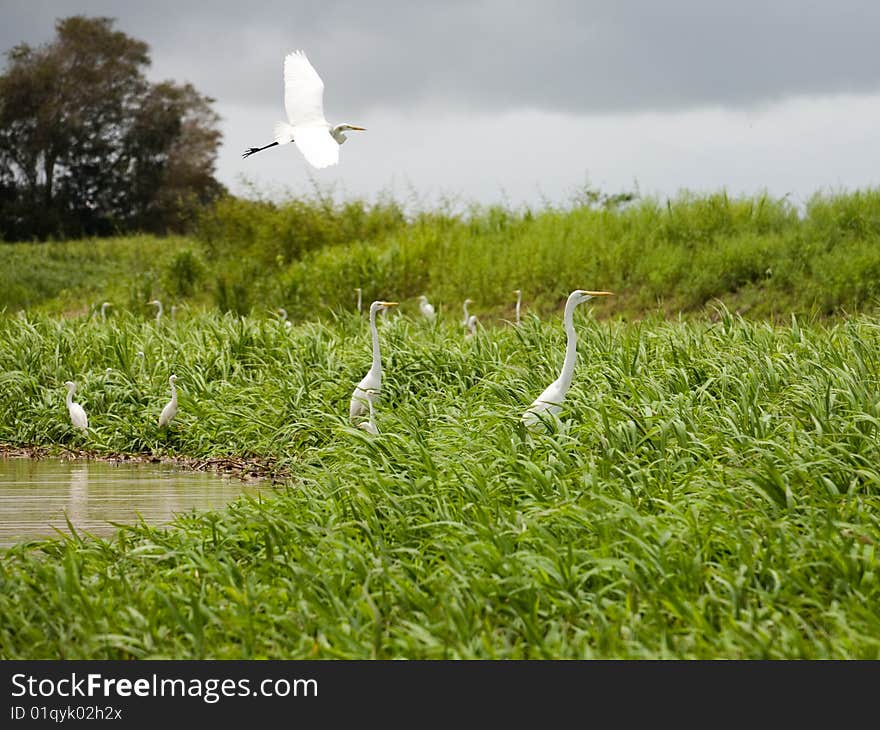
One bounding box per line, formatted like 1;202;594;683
0;16;224;240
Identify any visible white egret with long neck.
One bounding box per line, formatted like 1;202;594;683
461;298;473;327
64;381;89;433
277;307;292;329
466;314;478;337
100;301;111;321
242;50;366;168
522;290;612;431
350;300;398;424
418;295;436;321
514;290;522;324
148;299;163;322
158;374;179;428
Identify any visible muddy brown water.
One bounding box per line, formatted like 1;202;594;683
0;457;260;547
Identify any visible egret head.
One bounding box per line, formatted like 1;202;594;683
513;290;521;296
331;123;366;144
418;295;428;303
571;289;613;306
169;374;178;385
370;300;398;315
64;380;75;391
148;300;160;306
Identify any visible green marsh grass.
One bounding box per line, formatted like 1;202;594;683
0;304;878;658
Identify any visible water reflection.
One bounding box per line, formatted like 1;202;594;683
0;458;260;547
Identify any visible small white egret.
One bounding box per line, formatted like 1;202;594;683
170;305;178;320
522;290;612;431
64;381;89;433
466;314;479;337
461;298;474;327
514;290;522;324
350;300;398;424
148;299;163;322
354;288;363;313
158;374;179;428
418;295;436;321
100;301;111;320
357;399;380;435
242;50;366;169
277;307;292;329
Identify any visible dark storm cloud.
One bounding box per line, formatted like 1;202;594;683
4;0;880;116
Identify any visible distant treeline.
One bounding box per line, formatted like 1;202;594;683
0;16;224;241
3;188;880;322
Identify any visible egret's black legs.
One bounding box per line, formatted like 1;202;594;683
242;141;279;158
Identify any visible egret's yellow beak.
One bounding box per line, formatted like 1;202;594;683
381;301;398;307
583;290;613;296
350;126;366;131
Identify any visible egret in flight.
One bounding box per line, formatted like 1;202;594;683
242;50;366;169
148;299;163;322
64;381;89;433
522;289;612;431
514;290;522;324
350;300;398;425
158;374;179;428
418;295;436;321
461;298;474;327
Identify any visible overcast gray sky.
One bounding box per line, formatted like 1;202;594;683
4;1;880;210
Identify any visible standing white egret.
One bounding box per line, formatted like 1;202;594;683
349;300;398;424
158;374;179;428
242;50;366;169
64;381;89;433
461;298;474;327
357;399;380;435
148;299;163;322
466;314;479;337
100;301;111;321
522;290;612;431
514;290;522;324
354;288;363;313
277;307;292;329
418;295;436;321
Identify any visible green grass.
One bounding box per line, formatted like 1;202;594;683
4;188;880;322
0;305;878;658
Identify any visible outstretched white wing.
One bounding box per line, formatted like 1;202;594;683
283;50;327;127
293;127;340;168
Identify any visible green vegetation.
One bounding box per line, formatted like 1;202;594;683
0;303;878;658
4;188;880;322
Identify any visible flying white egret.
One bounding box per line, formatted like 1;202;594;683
100;301;111;320
350;300;398;424
158;374;179;428
418;295;436;321
514;290;522;324
242;50;366;169
522;290;612;431
148;299;163;322
466;314;479;337
354;288;363;313
64;381;89;433
461;298;474;327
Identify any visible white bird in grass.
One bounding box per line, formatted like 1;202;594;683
350;300;398;425
100;301;111;320
242;50;366;169
466;314;479;337
158;374;179;428
148;299;163;322
514;290;522;324
357;399;380;436
461;298;474;327
354;288;363;313
64;381;89;433
522;289;612;431
277;307;292;329
418;295;436;321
